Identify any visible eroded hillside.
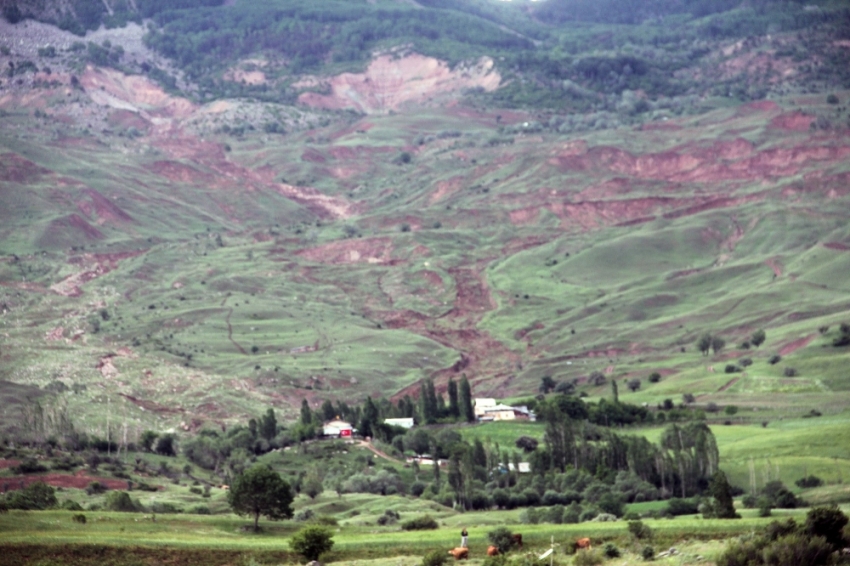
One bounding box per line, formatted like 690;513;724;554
0;6;849;434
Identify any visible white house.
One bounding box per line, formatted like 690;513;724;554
323;419;354;437
473;398;497;418
384;417;415;429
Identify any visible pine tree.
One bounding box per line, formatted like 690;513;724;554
707;470;740;519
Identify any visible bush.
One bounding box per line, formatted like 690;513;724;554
402;515;439;530
410;481;427;497
488;526;515;554
602;543;620;558
289;525;334;561
665;498;698;516
7;482;57;510
827;94;839;104
768;354;781;365
13;458;48;474
295;508;315;522
572;549;603;566
804;505;848;548
628;520;653;539
72;513;86;524
762;534;833;566
85;481;107;495
739;358;752;367
105;491;139;512
648;372;661;383
795;475;823;489
189;505;211;515
641;545;655;561
61;499;84;511
783;367;797;377
422;549;449;566
724;364;740;373
741;494;757;508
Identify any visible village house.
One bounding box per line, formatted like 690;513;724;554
322;419;354;438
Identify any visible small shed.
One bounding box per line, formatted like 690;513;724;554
323;419;354;438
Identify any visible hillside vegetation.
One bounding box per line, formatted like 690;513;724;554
0;0;849;482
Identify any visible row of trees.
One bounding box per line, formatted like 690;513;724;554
697;329;765;356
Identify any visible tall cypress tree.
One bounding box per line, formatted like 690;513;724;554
426;378;438;423
448;378;459;419
459;375;474;422
299;399;312;426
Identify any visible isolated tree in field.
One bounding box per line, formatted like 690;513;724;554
627;378;641;392
228;464;293;531
611;379;619;402
705;470;740;519
555;380;575;394
303;467;324;500
711;336;725;355
540;375;557;394
697;333;712;356
289;525;334;561
751;329;766;348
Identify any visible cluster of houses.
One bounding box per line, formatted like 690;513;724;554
321;398;535;438
321;398;533;473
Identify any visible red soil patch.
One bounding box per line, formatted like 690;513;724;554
3;471;134;491
296;237;397;265
824;242;850;251
51;250;144;297
297;54;501;114
769;112;814;131
779;334;817;356
551;140;848;183
736;100;780;114
0;459;21;469
0;153;50;184
77;188;134;225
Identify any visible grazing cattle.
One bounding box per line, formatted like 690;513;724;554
487;546;500;557
511;534;523;549
575;537;592;551
448;548;469;560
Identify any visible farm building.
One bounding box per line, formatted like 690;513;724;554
323;419;354;437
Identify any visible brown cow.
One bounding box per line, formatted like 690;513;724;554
575;537;592;551
511;534;523;549
448;548;469;560
487;546;500;557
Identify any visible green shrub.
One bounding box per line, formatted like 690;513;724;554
665;498;698;516
572;549;603;566
794;475;823;489
641;545;655;561
488;526;515;554
85;481;107;495
422;549;449;566
7;482;57;510
60;500;84;511
628;520;653;540
804;505;848;548
104;491;139;512
602;543;620;558
402;515;439;530
761;534;833;566
72;513;86;524
314;515;339;526
188;505;211;515
289;525;334;561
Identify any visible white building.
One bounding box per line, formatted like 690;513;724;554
384;417;415;429
323;419;354;437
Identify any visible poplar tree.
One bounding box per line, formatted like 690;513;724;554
459;375;474;422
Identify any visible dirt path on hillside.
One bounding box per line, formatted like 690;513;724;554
779;333;817;356
359;440;403;464
220;295;247;355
